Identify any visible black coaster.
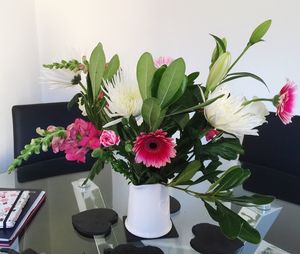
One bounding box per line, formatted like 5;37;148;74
104;244;164;254
170;196;181;214
123;216;178;242
190;223;244;254
72;208;118;238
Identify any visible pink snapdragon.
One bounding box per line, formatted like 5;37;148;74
275;80;297;124
100;130;120;147
51;118;102;163
133;129;176;168
154;56;173;68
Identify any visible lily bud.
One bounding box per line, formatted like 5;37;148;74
206;52;231;93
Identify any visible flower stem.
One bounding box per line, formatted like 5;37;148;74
242;97;273;106
227;45;250;73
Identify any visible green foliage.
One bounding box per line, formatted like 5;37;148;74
89;43;106;99
221;72;268;90
137;52;156;100
103;54;120;81
156;58;186;108
141;98;165;131
43;59;83;72
169;160;201;186
8;128;66;173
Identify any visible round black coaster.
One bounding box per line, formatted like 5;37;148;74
190;223;244;254
72;208;118;238
104;244;164;254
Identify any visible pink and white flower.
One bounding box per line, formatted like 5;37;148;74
133;129;176;168
154;56;173;68
275;80;297;125
99;130;120;147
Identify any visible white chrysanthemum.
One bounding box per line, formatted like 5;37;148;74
103;72;142;127
204;85;269;136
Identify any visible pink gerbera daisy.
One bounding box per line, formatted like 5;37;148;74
275;80;297;124
133;129;176;168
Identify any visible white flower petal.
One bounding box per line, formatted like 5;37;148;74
204;85;269;137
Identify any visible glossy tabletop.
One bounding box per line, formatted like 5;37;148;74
15;164;217;254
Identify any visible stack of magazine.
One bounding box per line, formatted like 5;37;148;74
0;189;45;247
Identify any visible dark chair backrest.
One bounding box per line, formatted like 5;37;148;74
239;112;300;204
12;102;94;182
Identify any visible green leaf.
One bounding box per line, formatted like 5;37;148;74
91;148;104;159
165;94;224;117
208;166;250;193
217;194;274;206
249;19;272;45
201;137;244;161
67;93;81;110
170;160;201;186
137;52;156;100
103;54;120;81
222;72;269;91
188;170;223;185
210;34;226;53
168;76;188;105
187;72;200;85
204;201;221;222
239;219;261;244
173;113;190;130
216;202;242;239
151;66;167;97
141;98;163;131
89;43;106;99
157;58;186;108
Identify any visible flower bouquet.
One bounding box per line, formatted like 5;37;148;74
8;20;297;243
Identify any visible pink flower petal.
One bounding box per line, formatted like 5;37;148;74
133;129;176;168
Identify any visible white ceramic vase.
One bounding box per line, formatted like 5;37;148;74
125;183;172;238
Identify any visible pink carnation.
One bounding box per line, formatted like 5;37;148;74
154;56;173;68
100;130;120;147
275;80;297;124
133;129;176;168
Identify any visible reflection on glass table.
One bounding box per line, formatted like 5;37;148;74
71;176;216;254
15;167;283;254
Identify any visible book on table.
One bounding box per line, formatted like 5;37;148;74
0;189;46;246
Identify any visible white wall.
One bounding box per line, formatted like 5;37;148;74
35;0;299;116
0;0;40;186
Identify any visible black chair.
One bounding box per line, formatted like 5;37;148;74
239;112;300;205
12;102;95;183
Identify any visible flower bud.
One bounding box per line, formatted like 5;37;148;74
206;52;231;93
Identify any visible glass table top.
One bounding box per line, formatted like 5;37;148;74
15;165;216;254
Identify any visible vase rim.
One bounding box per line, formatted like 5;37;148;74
129;183;165;188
